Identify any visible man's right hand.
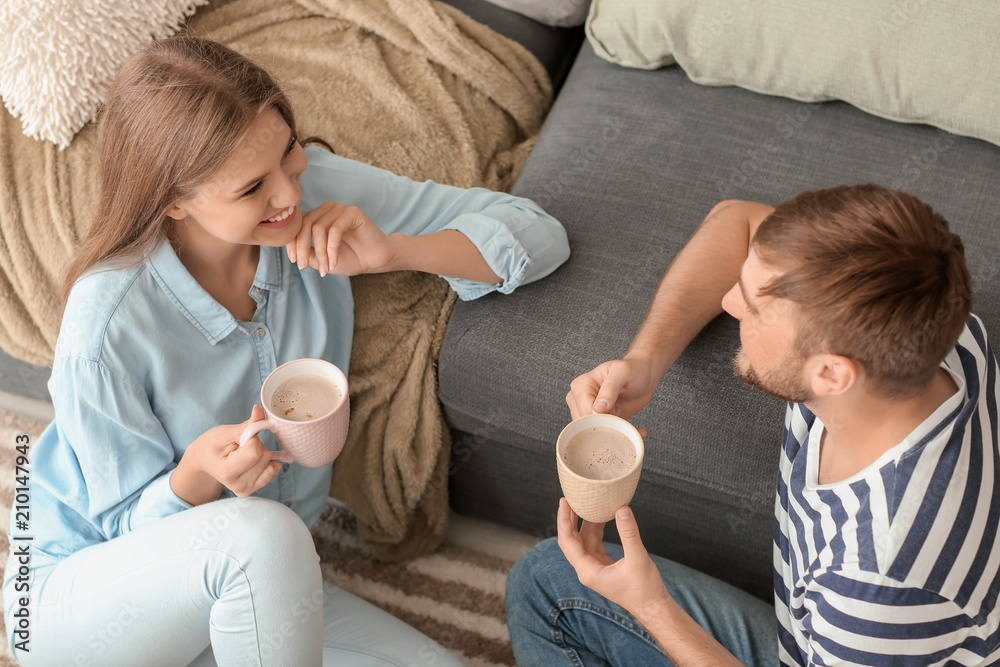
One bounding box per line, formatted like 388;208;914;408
565;200;772;428
566;357;658;421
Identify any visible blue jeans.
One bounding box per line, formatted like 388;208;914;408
4;497;464;667
506;538;778;666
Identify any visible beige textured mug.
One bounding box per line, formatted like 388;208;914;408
239;358;349;468
556;413;644;523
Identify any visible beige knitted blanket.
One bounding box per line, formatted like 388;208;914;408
0;0;551;560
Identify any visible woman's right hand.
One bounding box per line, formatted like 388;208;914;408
172;406;281;505
566;357;658;425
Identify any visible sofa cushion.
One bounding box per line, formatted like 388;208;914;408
585;0;1000;148
439;42;1000;601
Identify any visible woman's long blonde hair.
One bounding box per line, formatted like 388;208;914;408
62;36;298;305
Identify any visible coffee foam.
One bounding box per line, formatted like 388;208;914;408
269;374;341;421
562;426;636;481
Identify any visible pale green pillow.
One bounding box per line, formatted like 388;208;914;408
585;0;1000;147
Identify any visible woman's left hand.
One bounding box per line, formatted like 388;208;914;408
287;201;397;276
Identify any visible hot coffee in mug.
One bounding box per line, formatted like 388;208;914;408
269;374;342;421
240;358;350;468
561;426;637;480
556;413;644;523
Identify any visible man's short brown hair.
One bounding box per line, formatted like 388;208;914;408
752;184;972;399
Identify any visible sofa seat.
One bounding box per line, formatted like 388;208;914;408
439;42;1000;601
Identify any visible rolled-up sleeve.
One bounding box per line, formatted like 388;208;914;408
299;146;570;300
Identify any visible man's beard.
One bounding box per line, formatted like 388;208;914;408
733;347;814;404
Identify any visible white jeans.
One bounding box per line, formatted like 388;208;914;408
4;497;464;667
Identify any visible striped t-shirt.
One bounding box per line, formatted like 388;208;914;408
775;316;1000;665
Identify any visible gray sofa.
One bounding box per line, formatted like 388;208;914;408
436;4;1000;603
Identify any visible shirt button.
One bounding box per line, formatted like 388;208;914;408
282;463;290;472
257;288;265;296
256;328;266;338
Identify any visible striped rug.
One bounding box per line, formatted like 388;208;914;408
0;409;523;667
313;503;518;667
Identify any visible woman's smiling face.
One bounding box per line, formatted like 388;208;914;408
166;108;308;248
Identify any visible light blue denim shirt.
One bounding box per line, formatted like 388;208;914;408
14;146;569;569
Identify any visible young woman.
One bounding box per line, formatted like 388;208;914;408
3;36;569;666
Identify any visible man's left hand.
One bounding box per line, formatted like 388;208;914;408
556;498;671;620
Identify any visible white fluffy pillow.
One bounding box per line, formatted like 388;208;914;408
0;0;209;149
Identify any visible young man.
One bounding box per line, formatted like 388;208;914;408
506;185;1000;665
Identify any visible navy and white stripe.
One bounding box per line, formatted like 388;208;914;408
775;316;1000;666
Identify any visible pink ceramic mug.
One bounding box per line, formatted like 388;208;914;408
238;358;350;468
